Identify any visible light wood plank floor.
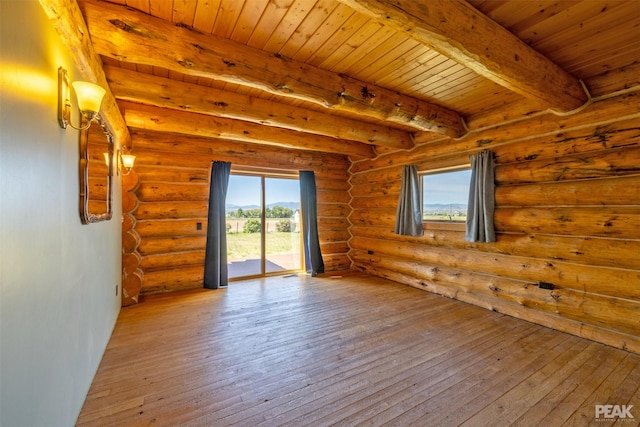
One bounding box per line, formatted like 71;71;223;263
77;272;640;426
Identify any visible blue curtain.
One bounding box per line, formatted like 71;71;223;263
299;171;324;276
395;165;424;236
204;161;231;289
465;150;496;243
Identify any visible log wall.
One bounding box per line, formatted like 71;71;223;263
128;131;352;295
348;91;640;354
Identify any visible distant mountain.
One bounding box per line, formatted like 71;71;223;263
226;203;260;211
423;203;467;213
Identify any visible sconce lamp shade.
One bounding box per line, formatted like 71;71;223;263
121;154;136;170
58;67;106;131
72;81;106;120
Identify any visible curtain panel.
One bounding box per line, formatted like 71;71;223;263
299;171;324;276
204;161;232;289
395;165;424;237
465;150;496;243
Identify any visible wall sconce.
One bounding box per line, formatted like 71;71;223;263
105;150;136;175
58;67;105;130
121;153;136;174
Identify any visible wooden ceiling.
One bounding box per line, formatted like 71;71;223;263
44;0;640;158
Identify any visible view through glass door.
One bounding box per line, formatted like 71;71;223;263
226;173;302;279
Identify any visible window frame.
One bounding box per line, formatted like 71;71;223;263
226;169;304;281
419;164;471;232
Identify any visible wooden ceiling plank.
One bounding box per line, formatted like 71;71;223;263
425;78;494;108
310;13;373;69
262;0;314;52
149;0;173;21
231;0;269;44
442;86;518;116
182;73;200;84
246;0;296;49
276;0;337;58
152;66;169;78
212;0;246;39
354;37;419;82
587;63;640;98
121;61;137;71
125;0;149;13
500;1;582;35
339;27;403;76
167;69;185;82
401;58;462;93
337;0;588;112
472;0;577;36
136;63;154;74
171;0;197;27
106;65;414;149
39;0;130;145
291;3;356;63
428;74;490;99
422;72;481;100
512;1;618;43
564;40;640;77
329;25;396;74
120;101;375;159
101;56;120;67
418;67;478;96
374;47;439;88
80;0;466;137
469;0;509;11
192;0;221;34
389;52;452;93
388;58;463;102
531;4;640;63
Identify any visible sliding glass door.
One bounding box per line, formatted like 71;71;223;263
226;175;262;278
226;173;302;279
265;177;301;273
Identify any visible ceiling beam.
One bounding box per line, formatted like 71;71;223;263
120;102;375;159
337;0;588;112
79;0;466;138
38;0;130;146
105;66;414;150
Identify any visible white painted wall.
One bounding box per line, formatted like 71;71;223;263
1;1;122;425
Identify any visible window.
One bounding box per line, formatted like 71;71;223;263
421;167;471;223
